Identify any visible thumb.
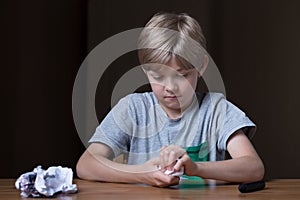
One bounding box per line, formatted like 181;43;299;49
174;155;189;171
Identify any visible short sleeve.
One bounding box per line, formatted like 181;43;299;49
89;96;133;157
209;94;256;151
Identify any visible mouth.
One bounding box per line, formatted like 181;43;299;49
164;95;180;100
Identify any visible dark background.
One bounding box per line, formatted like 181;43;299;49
1;0;300;180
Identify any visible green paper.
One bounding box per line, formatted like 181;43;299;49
182;142;208;180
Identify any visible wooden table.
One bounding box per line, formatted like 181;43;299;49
1;179;300;199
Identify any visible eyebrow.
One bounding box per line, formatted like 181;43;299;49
176;68;185;73
176;68;194;73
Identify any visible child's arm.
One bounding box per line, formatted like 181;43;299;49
76;143;180;187
161;129;265;182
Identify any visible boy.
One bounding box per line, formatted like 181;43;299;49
76;12;264;187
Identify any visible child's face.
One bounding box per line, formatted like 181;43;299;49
145;58;200;118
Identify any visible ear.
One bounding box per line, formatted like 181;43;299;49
198;55;209;77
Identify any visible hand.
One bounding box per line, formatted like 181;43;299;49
160;145;198;176
159;145;186;170
140;157;180;187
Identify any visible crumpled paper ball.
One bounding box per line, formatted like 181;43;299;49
15;165;77;197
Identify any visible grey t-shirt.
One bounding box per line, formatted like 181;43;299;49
89;92;256;164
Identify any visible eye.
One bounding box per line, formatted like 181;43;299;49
152;75;163;81
177;73;188;78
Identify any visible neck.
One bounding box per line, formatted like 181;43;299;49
165;109;182;119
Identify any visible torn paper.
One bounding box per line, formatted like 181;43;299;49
15;165;77;197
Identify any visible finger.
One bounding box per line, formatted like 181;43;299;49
177;148;187;158
174;154;189;171
170;176;180;186
157;173;180;187
164;145;186;158
163;150;170;168
160;145;185;168
174;159;183;171
160;145;167;151
160;150;167;169
167;151;177;169
153;171;175;187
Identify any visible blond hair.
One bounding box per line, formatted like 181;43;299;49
138;12;207;70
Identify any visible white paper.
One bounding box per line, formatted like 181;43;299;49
15;165;77;197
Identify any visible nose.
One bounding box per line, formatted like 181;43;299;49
165;78;178;93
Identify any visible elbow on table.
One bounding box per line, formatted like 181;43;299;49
251;158;265;182
241;156;265;182
76;153;95;180
76;158;86;180
257;162;265;180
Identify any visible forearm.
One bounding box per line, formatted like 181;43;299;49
76;150;148;183
193;156;265;182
